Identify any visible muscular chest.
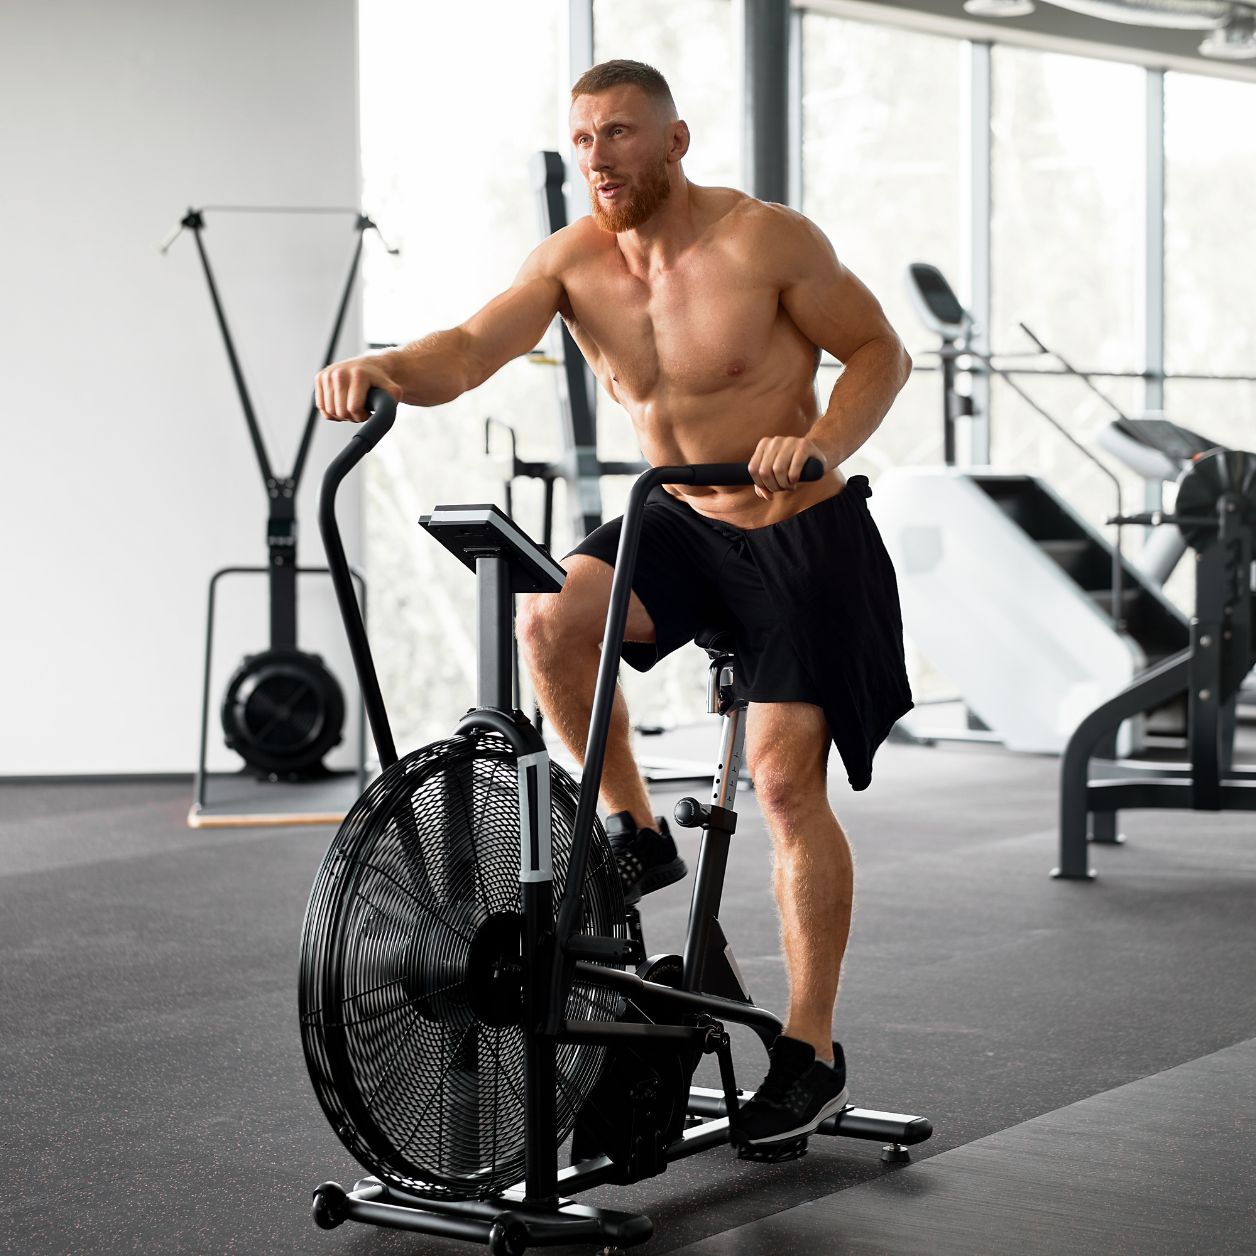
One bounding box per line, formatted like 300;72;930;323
566;253;780;397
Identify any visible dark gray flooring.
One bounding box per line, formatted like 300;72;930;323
190;769;366;826
2;730;1255;1254
672;1037;1256;1256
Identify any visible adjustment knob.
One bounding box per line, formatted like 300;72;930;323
674;797;710;828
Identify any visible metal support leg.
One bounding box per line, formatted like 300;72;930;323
1091;811;1122;845
1056;650;1190;879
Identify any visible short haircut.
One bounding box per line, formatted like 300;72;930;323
571;59;677;116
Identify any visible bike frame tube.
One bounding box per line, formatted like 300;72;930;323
318;393;400;769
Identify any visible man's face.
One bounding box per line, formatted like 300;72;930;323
570;86;674;233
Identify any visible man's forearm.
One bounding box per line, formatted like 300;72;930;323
810;336;912;467
378;328;478;407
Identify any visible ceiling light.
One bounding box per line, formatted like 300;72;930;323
1040;1;1230;29
964;0;1037;17
1200;12;1256;56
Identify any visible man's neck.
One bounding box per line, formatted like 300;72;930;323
616;178;700;274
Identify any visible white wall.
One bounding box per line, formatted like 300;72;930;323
0;0;365;775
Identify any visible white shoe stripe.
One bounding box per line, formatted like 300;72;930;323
743;1088;850;1144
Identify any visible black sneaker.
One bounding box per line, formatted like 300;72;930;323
605;811;687;906
731;1037;849;1159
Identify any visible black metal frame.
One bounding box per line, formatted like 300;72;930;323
172;206;383;655
311;392;931;1249
170;206;391;789
190;564;368;817
1055;457;1256;880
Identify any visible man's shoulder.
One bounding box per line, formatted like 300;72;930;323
717;196;830;276
734;197;823;245
533;216;615;275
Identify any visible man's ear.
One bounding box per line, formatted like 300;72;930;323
668;119;691;162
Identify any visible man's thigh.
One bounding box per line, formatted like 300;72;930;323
564;494;731;667
559;554;657;644
746;702;831;788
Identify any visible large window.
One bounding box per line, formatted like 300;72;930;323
990;47;1145;375
987;46;1154;553
360;0;566;750
1164;71;1256;454
801;14;966;477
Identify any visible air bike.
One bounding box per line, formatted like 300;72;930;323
301;389;931;1253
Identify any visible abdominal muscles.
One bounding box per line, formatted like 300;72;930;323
563;232;825;490
621;320;822;474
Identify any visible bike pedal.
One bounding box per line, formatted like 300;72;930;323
735;1135;809;1163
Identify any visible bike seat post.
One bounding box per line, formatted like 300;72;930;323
707;651;744;811
681;648;748;992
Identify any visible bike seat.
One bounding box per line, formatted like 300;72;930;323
695;628;735;658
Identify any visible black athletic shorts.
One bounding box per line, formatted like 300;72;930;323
566;475;914;791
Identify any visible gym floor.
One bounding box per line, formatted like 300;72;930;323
2;727;1254;1255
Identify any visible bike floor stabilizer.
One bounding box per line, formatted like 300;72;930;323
310;1089;932;1251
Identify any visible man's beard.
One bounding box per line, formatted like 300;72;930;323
589;159;671;232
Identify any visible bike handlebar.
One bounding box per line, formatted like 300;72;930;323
662;457;825;487
352;387;824;488
318;387;402;768
349;386;400;450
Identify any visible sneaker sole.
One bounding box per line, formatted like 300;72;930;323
622;857;687;906
733;1087;850;1147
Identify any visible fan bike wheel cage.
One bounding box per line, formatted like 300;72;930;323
174;206;389;782
305;390;932;1251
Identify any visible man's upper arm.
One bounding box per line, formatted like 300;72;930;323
457;238;565;389
771;208;903;366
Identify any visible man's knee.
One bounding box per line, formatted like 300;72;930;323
517;559;611;659
518;592;583;660
748;707;832;829
754;762;829;830
519;556;657;661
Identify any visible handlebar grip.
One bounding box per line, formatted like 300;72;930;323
319;387;401;769
352;387;399;452
677;456;825;488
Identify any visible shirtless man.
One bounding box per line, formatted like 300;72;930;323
316;59;913;1152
